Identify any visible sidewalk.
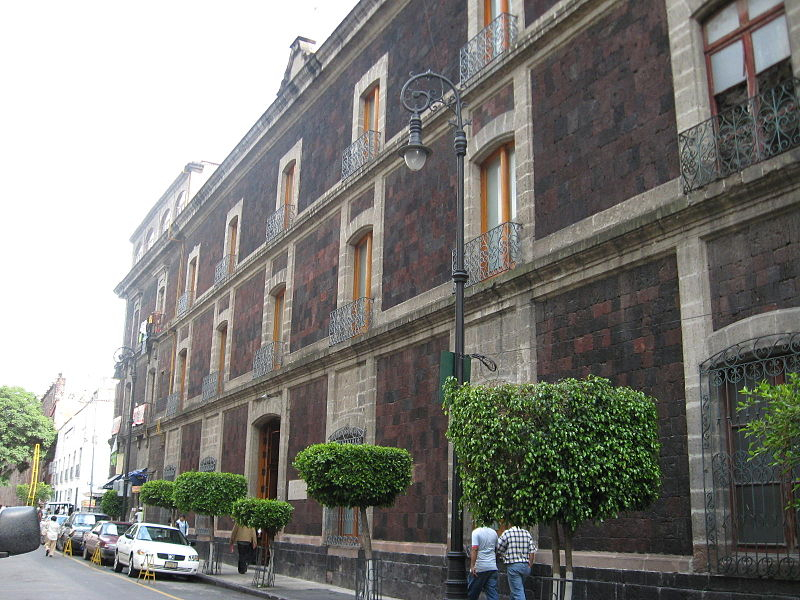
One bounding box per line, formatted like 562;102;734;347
197;563;402;600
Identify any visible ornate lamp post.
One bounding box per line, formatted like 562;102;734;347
399;70;468;600
113;346;137;521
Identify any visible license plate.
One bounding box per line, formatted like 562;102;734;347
165;561;178;569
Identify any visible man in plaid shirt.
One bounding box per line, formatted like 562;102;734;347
496;525;536;600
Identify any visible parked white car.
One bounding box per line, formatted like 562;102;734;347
113;522;199;578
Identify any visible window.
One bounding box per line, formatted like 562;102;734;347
175;191;186;215
704;0;791;113
325;427;365;545
353;232;373;301
481;142;516;232
700;333;799;576
217;323;228;386
160;210;171;235
282;162;295;208
187;257;197;298
273;288;285;343
177;349;188;401
362;84;380;134
228;217;238;257
485;0;509;24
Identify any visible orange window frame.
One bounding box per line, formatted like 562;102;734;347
480;142;514;232
703;1;785;113
283;163;295;207
217;324;228;387
484;0;510;25
272;289;285;343
353;233;373;300
362;85;380;133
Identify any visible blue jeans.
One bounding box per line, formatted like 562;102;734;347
506;562;530;600
467;569;498;600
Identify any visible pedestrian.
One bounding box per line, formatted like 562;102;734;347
175;515;189;537
229;520;258;574
44;515;60;557
496;525;536;600
468;521;498;600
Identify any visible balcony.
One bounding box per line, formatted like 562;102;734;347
176;290;194;317
460;13;518;85
266;204;296;245
455;222;522;288
165;392;180;418
214;253;237;286
679;78;800;193
342;130;381;179
329;297;373;346
202;371;219;401
252;341;286;379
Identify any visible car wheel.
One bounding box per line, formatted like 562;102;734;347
113;552;123;573
127;556;139;578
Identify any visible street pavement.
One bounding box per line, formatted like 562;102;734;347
0;543;402;600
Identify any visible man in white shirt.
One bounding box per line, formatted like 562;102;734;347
468;522;498;600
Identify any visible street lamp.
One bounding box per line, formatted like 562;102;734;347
113;346;137;521
400;70;468;600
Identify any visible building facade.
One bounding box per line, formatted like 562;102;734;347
113;0;800;598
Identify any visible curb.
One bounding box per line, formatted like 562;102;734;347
196;573;286;600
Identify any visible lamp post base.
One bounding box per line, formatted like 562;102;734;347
443;549;468;599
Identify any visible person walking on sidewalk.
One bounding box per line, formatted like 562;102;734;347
468;522;498;600
229;521;258;574
175;515;189;537
44;516;59;557
496;525;536;600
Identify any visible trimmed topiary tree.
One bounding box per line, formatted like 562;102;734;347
231;496;294;586
174;471;248;572
444;375;661;600
101;489;124;519
293;443;412;597
139;479;177;524
16;482;52;505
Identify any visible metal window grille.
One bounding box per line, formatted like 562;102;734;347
163;465;176;481
202;371;219;402
456;221;522;288
199;456;217;472
342;130;381;179
177;290;193;317
699;333;800;579
459;13;518;85
679;78;800;193
213;254;236;286
165;392;179;418
252;341;285;379
329;297;373;346
325;427;366;547
266;204;296;245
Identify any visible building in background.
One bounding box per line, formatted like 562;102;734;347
112;0;799;598
50;380;114;509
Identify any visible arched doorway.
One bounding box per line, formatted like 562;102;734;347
257;419;280;499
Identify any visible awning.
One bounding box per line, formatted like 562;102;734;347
101;474;123;490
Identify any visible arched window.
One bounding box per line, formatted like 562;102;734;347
353;232;373;301
160;210;171;235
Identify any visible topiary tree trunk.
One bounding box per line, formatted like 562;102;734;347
444;376;662;600
174;471;248;574
293;443;412;599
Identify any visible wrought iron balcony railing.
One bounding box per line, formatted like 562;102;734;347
460;13;518;85
165;391;180;418
679;78;800;193
202;371;219;401
213;253;237;286
455;222;522;288
266;204;296;245
329;297;373;346
342;130;381;179
176;290;194;317
252;341;286;379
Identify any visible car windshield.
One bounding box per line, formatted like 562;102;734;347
104;523;124;535
74;514;108;525
136;526;188;545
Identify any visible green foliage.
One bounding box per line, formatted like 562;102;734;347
139;480;176;510
0;386;57;485
231;497;294;534
101;489;124;519
16;482;52;504
173;471;247;517
293;443;413;509
738;372;800;512
444;375;662;533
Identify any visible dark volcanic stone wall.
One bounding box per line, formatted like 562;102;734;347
188;308;214;399
180;420;202;474
707;207;800;330
531;0;678;239
230;271;266;379
535;256;690;555
374;335;450;544
221;404;248;475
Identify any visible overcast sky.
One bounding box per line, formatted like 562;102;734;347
0;0;356;397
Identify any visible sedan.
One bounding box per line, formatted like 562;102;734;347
114;522;200;578
82;521;131;564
